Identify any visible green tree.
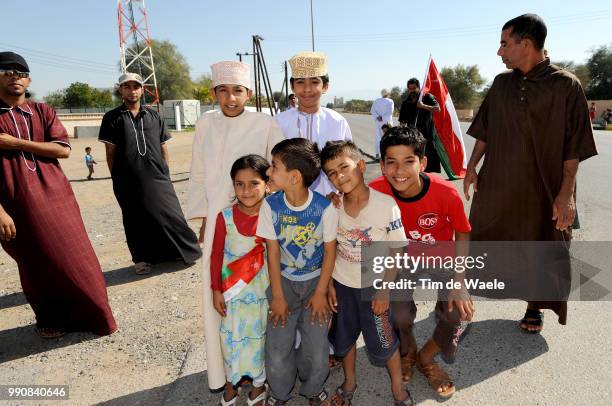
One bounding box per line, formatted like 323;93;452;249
440;64;486;109
63;82;96;108
193;74;214;104
125;39;193;102
92;89;114;108
585;45;612;99
553;60;591;89
389;86;404;112
344;99;372;113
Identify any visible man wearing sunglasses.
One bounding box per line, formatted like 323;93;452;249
0;52;116;338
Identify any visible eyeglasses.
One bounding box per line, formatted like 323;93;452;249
0;69;30;79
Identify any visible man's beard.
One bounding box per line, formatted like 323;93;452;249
3;86;26;97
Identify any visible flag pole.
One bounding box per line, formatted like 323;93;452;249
414;54;432;127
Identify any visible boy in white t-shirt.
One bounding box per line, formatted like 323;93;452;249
321;140;414;406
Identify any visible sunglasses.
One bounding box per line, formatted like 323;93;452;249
0;69;30;78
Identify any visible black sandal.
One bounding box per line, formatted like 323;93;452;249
519;309;544;334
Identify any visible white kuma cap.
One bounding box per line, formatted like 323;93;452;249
210;61;250;89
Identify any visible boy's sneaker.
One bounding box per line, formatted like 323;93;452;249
308;389;329;405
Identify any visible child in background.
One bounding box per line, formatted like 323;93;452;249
84;146;96;180
256;138;338;405
321;140;414;405
210;155;271;406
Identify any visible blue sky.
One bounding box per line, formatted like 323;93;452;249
5;1;611;104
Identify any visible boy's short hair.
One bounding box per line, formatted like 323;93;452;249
381;124;391;130
290;74;330;86
380;126;427;160
85;147;91;152
271;138;321;187
502;14;547;51
320;140;361;168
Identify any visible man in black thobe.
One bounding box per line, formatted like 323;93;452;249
99;73;201;274
398;78;442;173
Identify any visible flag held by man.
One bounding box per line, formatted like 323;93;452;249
420;57;467;179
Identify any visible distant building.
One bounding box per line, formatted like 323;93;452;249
333;96;344;108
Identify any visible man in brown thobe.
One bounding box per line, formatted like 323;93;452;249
463;14;597;332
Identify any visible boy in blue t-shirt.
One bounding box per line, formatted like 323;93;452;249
257;138;338;404
84;147;97;180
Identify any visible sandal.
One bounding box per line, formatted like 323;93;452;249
400;350;417;383
219;388;239;406
330;384;356;405
247;388;267;406
393;391;415;406
416;358;455;398
134;262;152;275
309;389;330;405
36;327;66;339
519;309;544;334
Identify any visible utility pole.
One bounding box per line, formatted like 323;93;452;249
310;0;315;51
117;0;160;106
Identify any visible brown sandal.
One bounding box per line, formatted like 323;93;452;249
416;358;455;398
36;327;66;339
400;350;417;383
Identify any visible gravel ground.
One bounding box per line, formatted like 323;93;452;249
0;132;204;405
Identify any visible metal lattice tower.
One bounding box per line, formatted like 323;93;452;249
117;0;160;106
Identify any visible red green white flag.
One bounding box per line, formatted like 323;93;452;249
420;56;467;179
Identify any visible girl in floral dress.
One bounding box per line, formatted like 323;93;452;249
210;155;270;406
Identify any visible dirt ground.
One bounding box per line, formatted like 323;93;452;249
0;132;205;405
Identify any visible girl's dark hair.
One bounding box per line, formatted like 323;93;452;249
230;154;270;182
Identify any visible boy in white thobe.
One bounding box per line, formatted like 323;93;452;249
275;52;352;198
186;61;284;391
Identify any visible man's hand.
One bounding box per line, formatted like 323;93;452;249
269;295;290;328
463;166;478;200
371;290;390;315
0;210;16;241
447;286;474;321
327;281;338;313
306;291;330;325
0;134;20;150
326;192;342;209
212;290;227;317
552;193;576;231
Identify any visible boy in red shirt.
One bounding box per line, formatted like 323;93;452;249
369;126;474;399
